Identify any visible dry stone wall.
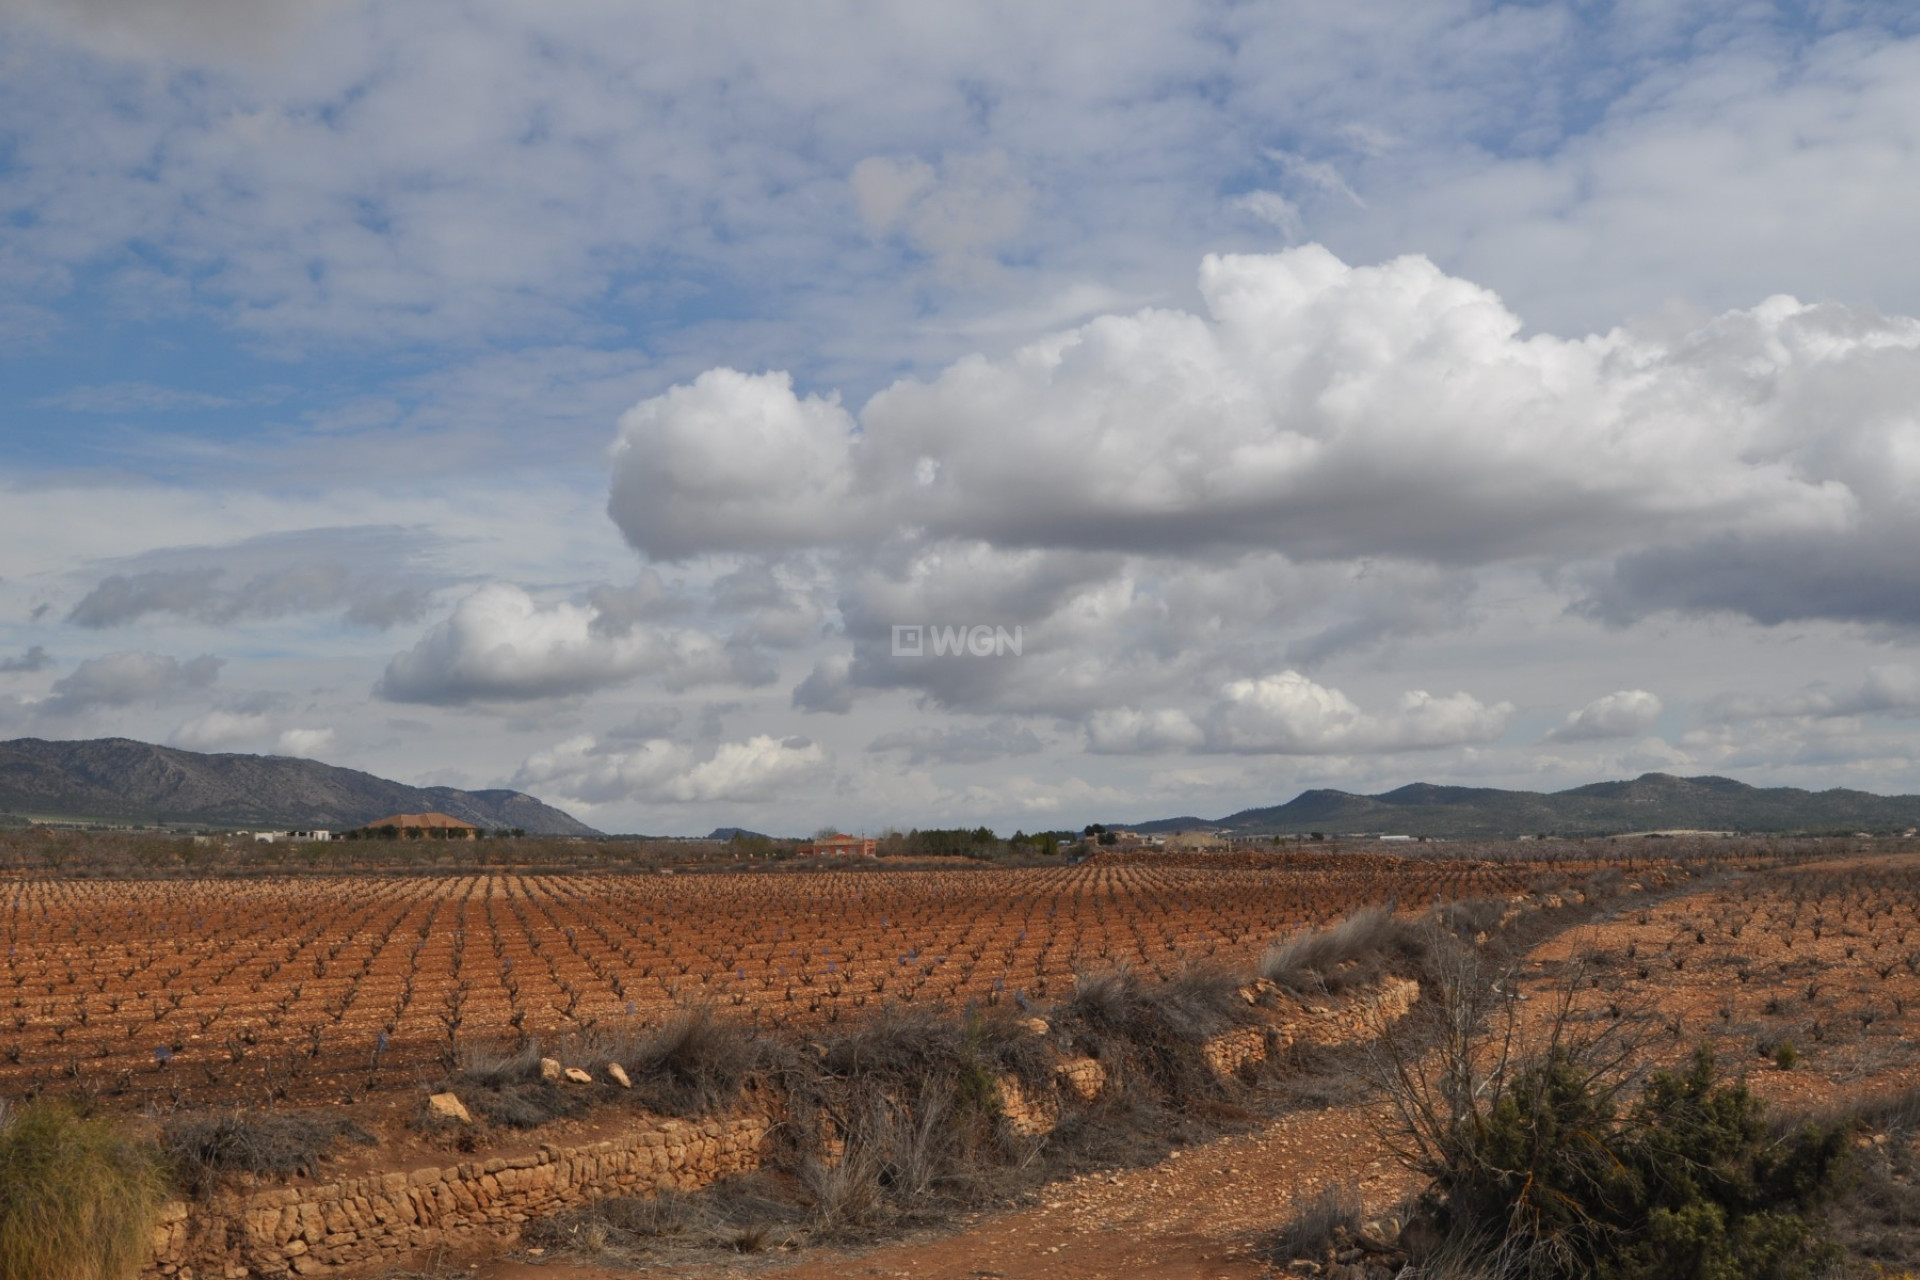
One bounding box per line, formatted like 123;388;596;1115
144;974;1421;1278
145;1114;769;1279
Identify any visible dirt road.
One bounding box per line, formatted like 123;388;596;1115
475;1100;1410;1280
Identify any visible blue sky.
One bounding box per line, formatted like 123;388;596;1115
7;1;1920;834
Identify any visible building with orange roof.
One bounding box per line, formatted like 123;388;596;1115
352;812;480;839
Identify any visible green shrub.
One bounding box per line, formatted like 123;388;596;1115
0;1101;169;1280
1772;1040;1798;1071
1414;1045;1847;1280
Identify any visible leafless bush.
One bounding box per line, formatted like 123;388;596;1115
1430;898;1506;941
1582;868;1624;900
775;1004;1056;1237
1057;965;1258;1104
1365;941;1643;1205
162;1109;374;1197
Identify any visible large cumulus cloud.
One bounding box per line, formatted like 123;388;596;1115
609;248;1871;570
607;370;867;562
603;246;1920;739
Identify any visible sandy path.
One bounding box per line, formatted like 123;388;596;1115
476;1102;1413;1280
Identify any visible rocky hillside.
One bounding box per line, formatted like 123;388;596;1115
1129;772;1920;839
0;737;597;835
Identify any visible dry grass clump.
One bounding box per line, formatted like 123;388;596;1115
784;1005;1058;1237
1262;905;1431;995
162;1108;375;1196
1057;966;1259;1105
1269;1180;1369;1264
588;1006;765;1117
529;1004;1062;1249
0;1100;168;1280
440;1041;591;1129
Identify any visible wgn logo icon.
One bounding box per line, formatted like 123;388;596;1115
892;624;1024;658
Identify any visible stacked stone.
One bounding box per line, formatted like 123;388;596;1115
145;975;1420;1277
145;1115;771;1278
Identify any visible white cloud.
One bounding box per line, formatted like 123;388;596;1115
378;583;764;705
607;369;865;562
860;249;1867;565
1229;189;1303;241
1264;148;1365;208
1086;707;1206;755
42;651;222;715
171;707;273;750
512;732;828;806
168;708;333;758
1093;672;1510;756
1201;671;1511;755
593;246;1920;738
1547;689;1664;742
276;727;336;758
614;247;1895;585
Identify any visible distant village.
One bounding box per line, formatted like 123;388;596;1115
232;812;519;844
788;825;1369;859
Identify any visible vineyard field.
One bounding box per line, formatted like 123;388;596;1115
1530;854;1920;1102
0;852;1590;1107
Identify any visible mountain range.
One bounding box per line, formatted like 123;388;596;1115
1126;773;1920;840
0;737;597;835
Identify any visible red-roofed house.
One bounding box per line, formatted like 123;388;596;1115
797;834;876;857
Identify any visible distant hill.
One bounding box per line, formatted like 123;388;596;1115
707;827;771;841
0;737;598;836
1121;773;1920;840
